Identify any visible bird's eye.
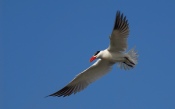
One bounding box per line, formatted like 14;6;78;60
94;51;100;56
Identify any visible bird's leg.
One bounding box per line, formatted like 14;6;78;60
124;57;135;65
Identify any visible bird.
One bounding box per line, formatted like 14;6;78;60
48;11;138;97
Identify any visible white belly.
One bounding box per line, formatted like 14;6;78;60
101;50;126;62
111;52;126;62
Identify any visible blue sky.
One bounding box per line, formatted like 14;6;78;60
1;0;175;109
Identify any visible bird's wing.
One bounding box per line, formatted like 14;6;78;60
108;11;129;52
49;59;114;97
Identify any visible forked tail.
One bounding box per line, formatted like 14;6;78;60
118;48;138;70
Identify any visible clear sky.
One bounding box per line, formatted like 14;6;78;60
1;0;175;109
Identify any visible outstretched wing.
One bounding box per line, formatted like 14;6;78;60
108;11;129;52
49;59;114;97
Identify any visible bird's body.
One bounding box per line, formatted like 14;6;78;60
112;50;127;61
48;11;138;97
96;49;126;62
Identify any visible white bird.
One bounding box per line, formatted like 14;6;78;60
48;11;138;97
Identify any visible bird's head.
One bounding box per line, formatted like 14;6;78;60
90;51;101;62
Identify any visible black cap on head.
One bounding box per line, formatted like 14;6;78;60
94;51;100;56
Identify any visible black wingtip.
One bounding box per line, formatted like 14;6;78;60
113;11;129;31
45;95;50;98
48;86;73;97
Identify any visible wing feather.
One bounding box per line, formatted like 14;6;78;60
108;11;129;52
49;59;114;97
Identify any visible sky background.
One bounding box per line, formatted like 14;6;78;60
1;0;175;109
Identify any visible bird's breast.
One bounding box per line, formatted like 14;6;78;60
102;51;125;62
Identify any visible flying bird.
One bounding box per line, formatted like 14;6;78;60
48;11;138;97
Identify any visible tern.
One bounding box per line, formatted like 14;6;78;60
48;11;138;97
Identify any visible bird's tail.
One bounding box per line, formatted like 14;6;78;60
118;48;138;70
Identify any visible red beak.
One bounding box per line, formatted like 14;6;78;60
90;56;96;62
